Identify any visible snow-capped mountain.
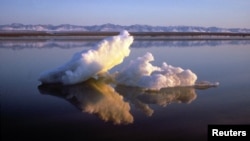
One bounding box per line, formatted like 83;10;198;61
1;23;250;33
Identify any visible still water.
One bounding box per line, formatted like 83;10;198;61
1;38;250;141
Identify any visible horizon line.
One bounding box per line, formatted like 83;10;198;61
1;31;250;38
1;23;250;29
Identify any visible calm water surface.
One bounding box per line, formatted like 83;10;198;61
1;38;250;141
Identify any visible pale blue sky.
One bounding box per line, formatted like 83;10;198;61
0;0;249;28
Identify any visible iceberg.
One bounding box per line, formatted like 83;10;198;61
115;52;198;90
39;30;133;85
39;30;218;90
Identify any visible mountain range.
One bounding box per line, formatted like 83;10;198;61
1;23;250;33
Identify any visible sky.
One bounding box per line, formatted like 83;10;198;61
0;0;250;28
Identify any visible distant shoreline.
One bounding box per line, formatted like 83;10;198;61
1;31;250;40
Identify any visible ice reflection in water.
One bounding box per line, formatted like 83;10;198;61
116;85;197;117
38;78;215;124
38;78;133;125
